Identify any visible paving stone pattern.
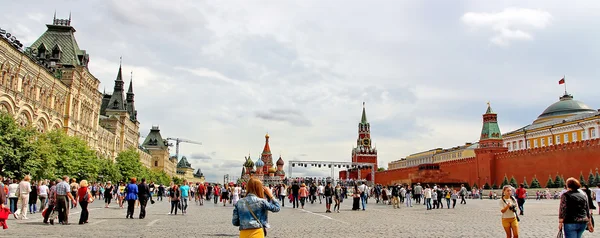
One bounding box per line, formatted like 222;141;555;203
1;198;595;237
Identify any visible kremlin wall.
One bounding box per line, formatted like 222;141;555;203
373;93;600;188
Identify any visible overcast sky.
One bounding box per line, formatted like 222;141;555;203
3;0;600;183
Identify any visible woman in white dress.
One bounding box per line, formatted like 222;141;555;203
232;184;241;205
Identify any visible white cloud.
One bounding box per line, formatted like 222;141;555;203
461;8;552;46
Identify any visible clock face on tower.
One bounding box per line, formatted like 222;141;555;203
362;138;371;146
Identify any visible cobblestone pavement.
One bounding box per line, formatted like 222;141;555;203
1;197;595;237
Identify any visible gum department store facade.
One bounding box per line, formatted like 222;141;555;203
0;16;184;177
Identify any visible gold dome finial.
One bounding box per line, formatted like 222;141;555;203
265;133;270;138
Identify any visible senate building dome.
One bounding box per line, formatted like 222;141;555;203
533;94;597;124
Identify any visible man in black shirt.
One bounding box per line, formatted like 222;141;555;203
157;184;165;201
138;178;150;219
324;182;333;213
291;181;300;208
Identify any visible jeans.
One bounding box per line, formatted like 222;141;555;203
39;196;47;211
279;195;286;206
300;197;306;207
415;194;421;204
139;196;148;219
78;201;88;224
126;200;135;218
563;223;586;238
426;198;432;210
360;194;367;210
446;198;451;208
517;198;525;214
406;194;412;207
292;194;299;208
181;197;188;212
170;200;179;214
29;204;37;213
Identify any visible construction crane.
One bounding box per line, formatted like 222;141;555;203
166;138;202;160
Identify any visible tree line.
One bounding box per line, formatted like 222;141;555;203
479;171;600;190
0;112;172;185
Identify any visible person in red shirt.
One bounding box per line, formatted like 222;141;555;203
515;184;526;215
196;183;205;206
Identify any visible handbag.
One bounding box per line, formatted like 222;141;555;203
245;201;267;237
557;229;563;238
0;207;9;220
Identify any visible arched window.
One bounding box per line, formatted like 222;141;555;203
154;161;158;167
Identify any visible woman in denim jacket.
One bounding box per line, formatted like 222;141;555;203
232;178;280;238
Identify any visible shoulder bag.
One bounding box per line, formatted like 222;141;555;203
245;201;267;237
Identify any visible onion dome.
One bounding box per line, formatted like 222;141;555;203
276;156;284;166
243;156;254;168
255;158;264;167
268;167;277;174
275;170;285;176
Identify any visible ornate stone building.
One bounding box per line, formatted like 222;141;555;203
0;15;156;170
141;126;177;176
241;134;286;185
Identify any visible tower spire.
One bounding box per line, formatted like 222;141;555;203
361;102;368;124
128;71;133;93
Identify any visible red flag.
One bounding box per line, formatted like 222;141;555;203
558;77;565;85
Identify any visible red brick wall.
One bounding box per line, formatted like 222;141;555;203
374;139;600;187
494;138;600;187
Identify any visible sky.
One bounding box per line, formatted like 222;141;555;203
2;0;600;183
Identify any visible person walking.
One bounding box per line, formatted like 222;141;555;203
125;178;138;219
137;178;150;219
559;178;594;238
298;183;309;209
500;185;519;238
43;180;57;224
38;181;49;213
358;182;368;211
50;176;77;225
333;184;343;213
459;184;467;204
169;185;181;215
232;178;280;238
28;181;38;214
77;180;93;224
104;181;114;208
17;175;32;220
515;184;527;215
413;183;423;204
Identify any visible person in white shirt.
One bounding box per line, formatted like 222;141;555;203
424;185;432;210
17;175;32;220
317;184;325;204
7;180;19;214
38;181;49;212
232;185;241;205
358;182;368;210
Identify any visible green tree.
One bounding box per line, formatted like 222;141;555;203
116;148;144;182
492;183;498;189
546;175;555;188
172;176;183;185
483;182;491;189
509;176;518;188
580;172;587;186
530;177;541;188
47;131;101;180
589;171;596;186
98;157;120;182
377;167;386;172
523;177;529;188
0;112;39;179
554;174;564;188
473;183;479;189
595;170;600;186
148;170;171;185
501;175;510;187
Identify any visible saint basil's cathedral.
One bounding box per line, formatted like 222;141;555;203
240;134;286;184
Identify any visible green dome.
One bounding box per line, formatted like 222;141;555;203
243;156;254;168
535;94;596;123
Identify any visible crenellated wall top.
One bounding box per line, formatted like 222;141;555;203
495;138;600;160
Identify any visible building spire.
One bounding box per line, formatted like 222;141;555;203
485;101;494;114
128;71;133;93
361;102;368;124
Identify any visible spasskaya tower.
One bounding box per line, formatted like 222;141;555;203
341;102;378;181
